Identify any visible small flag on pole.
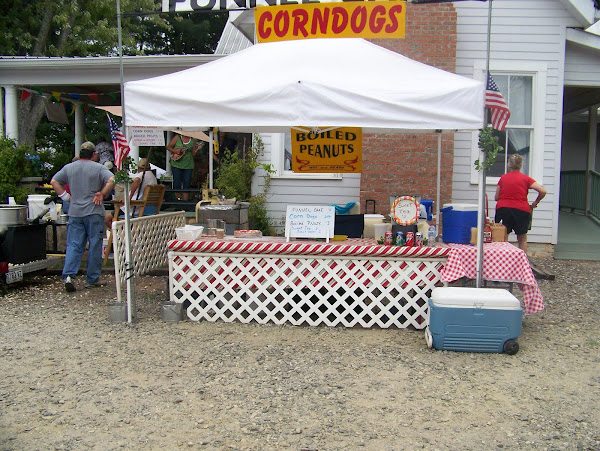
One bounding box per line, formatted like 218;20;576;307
485;73;511;131
107;114;130;170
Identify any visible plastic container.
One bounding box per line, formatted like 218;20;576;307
363;214;384;238
373;223;392;242
428;224;436;247
441;203;478;244
27;194;51;221
417;220;429;237
108;302;127;323
426;287;522;354
420;199;434;221
162;302;183;322
175;225;204;240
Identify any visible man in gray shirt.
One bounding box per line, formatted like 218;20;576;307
51;141;115;292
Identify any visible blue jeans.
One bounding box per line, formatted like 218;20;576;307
62;214;104;285
172;167;193;190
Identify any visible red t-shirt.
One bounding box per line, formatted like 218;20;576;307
496;171;535;213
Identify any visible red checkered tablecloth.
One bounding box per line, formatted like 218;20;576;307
168;237;451;258
440;242;544;314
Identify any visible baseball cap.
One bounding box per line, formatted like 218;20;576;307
81;141;96;152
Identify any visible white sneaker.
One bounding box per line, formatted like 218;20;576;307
64;276;76;293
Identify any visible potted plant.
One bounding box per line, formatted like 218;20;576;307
214;135;275;235
112;156;137;201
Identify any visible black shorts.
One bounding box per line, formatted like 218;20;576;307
495;207;531;236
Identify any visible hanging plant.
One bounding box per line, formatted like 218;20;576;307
113;157;137;184
474;124;503;171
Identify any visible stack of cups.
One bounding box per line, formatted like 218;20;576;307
207;219;217;236
216;220;226;239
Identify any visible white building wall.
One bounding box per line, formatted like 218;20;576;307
256;133;361;235
564;41;600;86
453;0;583;245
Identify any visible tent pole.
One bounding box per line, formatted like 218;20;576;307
436;130;441;236
209;129;214;190
476;0;493;288
117;0;136;321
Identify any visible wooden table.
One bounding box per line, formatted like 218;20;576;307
440;242;544;314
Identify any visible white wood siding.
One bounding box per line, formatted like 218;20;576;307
255;133;361;235
564;41;600;86
454;0;583;245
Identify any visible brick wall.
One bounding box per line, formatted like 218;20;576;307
361;3;457;217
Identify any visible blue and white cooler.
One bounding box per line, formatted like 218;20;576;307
425;287;522;354
440;203;478;244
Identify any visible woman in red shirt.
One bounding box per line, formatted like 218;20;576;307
495;154;547;253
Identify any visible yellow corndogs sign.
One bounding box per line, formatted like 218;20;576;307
291;127;362;173
255;1;405;43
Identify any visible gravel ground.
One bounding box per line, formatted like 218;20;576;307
1;257;599;450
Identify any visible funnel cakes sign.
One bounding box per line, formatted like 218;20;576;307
291;127;362;173
255;1;405;42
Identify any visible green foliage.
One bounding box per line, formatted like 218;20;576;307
249;194;275;237
142;11;228;55
0;0;225;57
215;135;272;201
0;138;39;204
474;124;504;172
0;0;227;175
113;157;137;184
214;135;276;235
0;0;170;57
214;151;253;201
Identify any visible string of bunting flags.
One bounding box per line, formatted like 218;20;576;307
18;86;120;116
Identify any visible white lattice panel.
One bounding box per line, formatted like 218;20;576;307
169;251;447;329
113;212;186;302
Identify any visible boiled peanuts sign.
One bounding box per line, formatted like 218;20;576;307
291;127;362;173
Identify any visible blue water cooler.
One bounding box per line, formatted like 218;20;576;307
440;203;478;244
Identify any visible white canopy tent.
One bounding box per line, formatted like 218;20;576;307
124;38;484;133
122;38;488;318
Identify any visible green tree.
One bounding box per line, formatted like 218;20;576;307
0;0;170;148
140;12;228;55
0;0;226;169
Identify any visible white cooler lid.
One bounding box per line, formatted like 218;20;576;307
442;203;478;211
431;287;521;309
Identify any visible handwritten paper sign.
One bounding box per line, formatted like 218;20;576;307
391;196;419;225
285;205;335;241
130;127;165;146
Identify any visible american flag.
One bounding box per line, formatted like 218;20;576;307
486;73;511;131
107;114;130;169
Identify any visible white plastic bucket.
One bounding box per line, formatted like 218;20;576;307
27;194;50;221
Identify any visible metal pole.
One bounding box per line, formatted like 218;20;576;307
436;130;442;236
117;0;136;322
209;129;214;189
476;0;493;288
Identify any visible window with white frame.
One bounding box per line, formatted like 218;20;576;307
270;133;342;180
471;62;546;186
487;74;533;177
